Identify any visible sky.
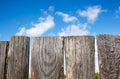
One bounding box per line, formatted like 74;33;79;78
0;0;120;73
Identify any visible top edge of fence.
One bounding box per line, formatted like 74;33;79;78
63;35;94;37
62;36;95;39
32;35;95;38
32;36;62;38
97;34;120;37
11;36;30;38
32;36;63;40
0;41;9;42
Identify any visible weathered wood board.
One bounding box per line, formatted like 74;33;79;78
31;37;64;79
0;41;9;79
64;36;95;79
7;36;30;79
97;35;120;79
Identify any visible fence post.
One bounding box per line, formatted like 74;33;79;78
31;37;64;79
0;41;9;79
7;36;30;79
64;36;95;79
97;35;120;79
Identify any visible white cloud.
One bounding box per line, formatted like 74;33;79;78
48;6;54;12
59;23;89;36
40;9;48;15
16;27;26;36
115;6;120;18
56;12;78;23
16;15;54;37
57;6;104;36
78;6;102;23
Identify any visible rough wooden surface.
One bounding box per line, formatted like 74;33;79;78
64;36;95;79
0;41;9;79
7;36;30;79
31;37;63;79
97;35;120;79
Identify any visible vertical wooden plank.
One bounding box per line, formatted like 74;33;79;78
0;41;9;79
64;36;95;79
31;37;63;79
7;36;30;79
97;35;120;79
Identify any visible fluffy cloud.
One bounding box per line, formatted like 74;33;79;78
78;6;102;23
56;12;78;23
115;6;120;18
48;6;54;12
40;6;54;15
16;5;103;37
16;15;54;37
59;23;89;36
16;27;26;36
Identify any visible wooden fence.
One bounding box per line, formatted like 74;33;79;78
0;35;120;79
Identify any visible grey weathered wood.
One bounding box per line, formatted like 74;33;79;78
0;41;9;79
31;37;63;79
64;36;95;79
97;35;120;79
7;36;30;79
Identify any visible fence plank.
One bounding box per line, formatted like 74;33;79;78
64;36;95;79
97;35;120;79
31;37;63;79
0;41;9;79
7;36;30;79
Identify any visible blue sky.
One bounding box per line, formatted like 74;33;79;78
0;0;120;40
0;0;120;73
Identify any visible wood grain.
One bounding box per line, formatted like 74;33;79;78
7;36;30;79
64;36;95;79
0;41;9;79
31;37;63;79
97;35;120;79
